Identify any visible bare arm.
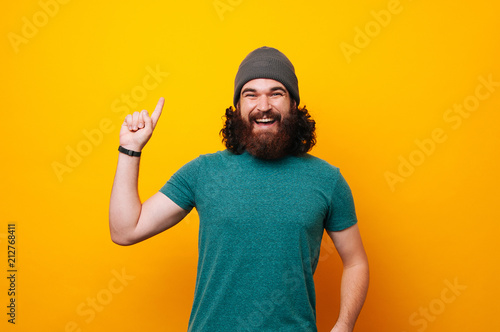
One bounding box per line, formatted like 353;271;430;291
328;224;369;332
109;97;189;245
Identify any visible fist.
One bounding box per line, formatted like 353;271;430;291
119;97;165;152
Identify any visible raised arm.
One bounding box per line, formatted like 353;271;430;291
328;224;369;332
109;97;189;246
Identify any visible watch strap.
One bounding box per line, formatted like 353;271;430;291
118;146;142;157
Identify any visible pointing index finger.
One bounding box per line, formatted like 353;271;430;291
151;97;165;128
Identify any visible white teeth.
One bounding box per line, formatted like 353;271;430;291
255;118;274;123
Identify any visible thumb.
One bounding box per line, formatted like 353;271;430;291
151;97;165;128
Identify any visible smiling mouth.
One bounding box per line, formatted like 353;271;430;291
254;118;277;125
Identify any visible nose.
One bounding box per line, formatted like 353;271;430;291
256;96;272;112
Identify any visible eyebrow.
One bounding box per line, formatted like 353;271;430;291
241;88;257;94
270;87;287;93
241;86;287;94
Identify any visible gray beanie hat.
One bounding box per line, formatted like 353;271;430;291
233;46;299;106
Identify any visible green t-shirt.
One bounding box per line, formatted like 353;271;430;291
160;150;357;332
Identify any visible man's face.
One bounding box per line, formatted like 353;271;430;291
239;79;295;133
235;78;298;160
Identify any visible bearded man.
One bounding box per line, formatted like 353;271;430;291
109;47;369;332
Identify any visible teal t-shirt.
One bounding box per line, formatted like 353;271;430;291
160;150;357;332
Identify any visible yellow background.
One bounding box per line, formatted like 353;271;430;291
1;0;499;331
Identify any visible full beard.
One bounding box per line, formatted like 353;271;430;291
233;108;298;160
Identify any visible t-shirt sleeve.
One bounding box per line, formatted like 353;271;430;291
324;170;358;232
159;157;201;212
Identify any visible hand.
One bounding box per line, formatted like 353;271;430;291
119;97;164;152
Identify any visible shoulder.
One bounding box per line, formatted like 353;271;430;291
193;149;234;164
294;153;340;175
167;151;231;186
182;149;238;170
294;154;354;193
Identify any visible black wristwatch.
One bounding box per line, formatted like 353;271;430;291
118;146;142;157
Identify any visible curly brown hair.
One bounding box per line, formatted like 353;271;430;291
220;102;317;156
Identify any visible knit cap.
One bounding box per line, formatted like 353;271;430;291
233;46;299;106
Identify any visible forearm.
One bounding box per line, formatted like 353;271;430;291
109;153;143;245
334;261;369;331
